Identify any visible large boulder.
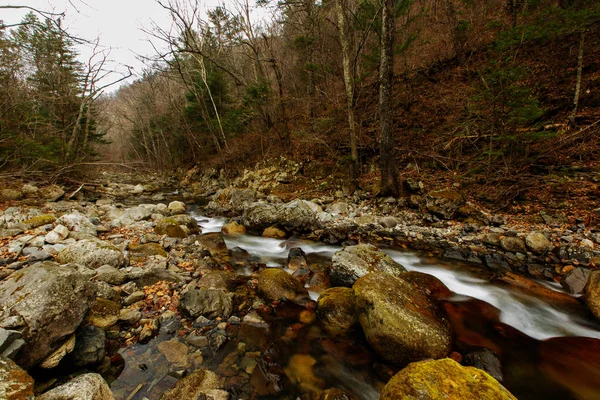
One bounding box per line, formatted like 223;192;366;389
155;215;200;238
317;287;357;337
0;356;34;399
107;206;152;227
353;272;452;366
56;213;97;236
56;239;125;269
243;200;321;233
0;262;96;368
258;268;310;305
37;373;114;400
197;232;229;258
331;244;406;287
585;270;600;320
380;358;516;400
562;267;590;295
70;325;106;367
178;287;234;320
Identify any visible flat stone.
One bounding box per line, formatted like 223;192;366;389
157;338;189;365
0;356;35;400
37;373;113;400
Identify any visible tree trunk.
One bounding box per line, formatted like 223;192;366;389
569;30;585;127
379;0;399;197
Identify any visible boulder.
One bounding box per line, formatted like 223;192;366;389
0;189;24;201
39;334;76;369
159;369;220;400
37;373;114;400
221;220;247;235
155;215;200;238
0;356;34;400
0;328;24;359
39;185;65;202
197;271;237;291
525;232;551;255
56;213;97;236
0;262;96;368
119;309;142;325
258;268;310;305
500;237;526;254
108;206;152;227
399;271;452;300
23;214;56;228
45;224;69;244
71;326;106;368
197;232;229;257
425;189;465;220
56;239;125;269
127;243;167;257
262;226;287;239
85;298;121;329
317;287;357;337
585;270;600;320
463;347;504;383
132;267;184;287
94;265;126;285
168;201;187;215
243;200;320;233
561;267;590;295
380;358;516;400
178;288;233;320
353;272;452;366
331;244;406;287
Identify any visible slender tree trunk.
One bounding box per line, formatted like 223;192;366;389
379;0;400;197
336;0;359;176
569;30;585;127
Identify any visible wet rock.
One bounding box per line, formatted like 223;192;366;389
287;247;308;272
262;226;286;239
197;271;236;291
425;189;465;220
353;272;453;366
331;244;406;287
258;268;309;305
39;334;76;369
222;220;247;235
155;215;200;238
525;232;550;255
178;287;234;319
197;232;229;257
399;271;452;300
243;200;320;233
500;237;526;253
127;242;167;257
168;201;187;215
284;354;325;393
85;298;121;329
39;185;65;202
159;369;220;400
45;224;69;244
119;309;142;325
380;358;516;400
71;325;106;367
561;267;590;295
0;356;34;399
585;270;600;320
158;338;189;365
463;347;503;382
56;239;125;269
186;334;209;348
56;213;97;236
37;373;113;400
317;288;357;337
0;262;96;368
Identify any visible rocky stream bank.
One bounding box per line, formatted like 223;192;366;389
1;171;600;399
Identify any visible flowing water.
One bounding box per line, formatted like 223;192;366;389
109;210;600;400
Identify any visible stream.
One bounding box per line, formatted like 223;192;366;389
110;210;600;400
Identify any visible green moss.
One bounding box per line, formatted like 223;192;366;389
23;214;56;228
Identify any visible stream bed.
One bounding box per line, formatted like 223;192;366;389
109;212;600;400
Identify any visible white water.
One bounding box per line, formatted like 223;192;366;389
193;213;600;341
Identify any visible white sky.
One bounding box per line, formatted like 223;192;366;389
2;0;231;90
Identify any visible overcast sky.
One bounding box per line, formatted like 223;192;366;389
2;0;227;90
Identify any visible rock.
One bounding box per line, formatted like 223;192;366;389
39;185;65;202
380;358;516;400
561;267;591;295
197;271;236;291
71;325;106;367
0;262;96;368
262;226;287;239
331;244;406;287
22;247;51;261
45;224;69;244
56;239;125;269
178;288;233;319
353;272;452;366
94;281;119;302
168;201;187;214
85;298;121;329
155;215;200;238
0;356;34;400
37;373;113;400
221;220;247;235
22;184;38;196
425;189;465;220
399;271;452;300
327;202;349;215
23;214;56;228
132;267;184;287
119;309;142;325
185;334;209;348
500;236;526;253
39;334;76;369
127;242;167;257
131;184;145;194
493;272;579;307
463;347;504;382
123;291;146;306
157;338;189;365
381;216;401;228
0;189;23;201
56;213;97;236
317;288;357;337
585;270;600;320
287;247;308;272
404;179;424;193
540;210;568;227
205;389;230;400
258;268;310;305
108;206;152;227
94;265;126;285
159;369;220;400
284;354;325;393
197;232;229;257
0;328;24;359
244;200;320;233
525;232;550;255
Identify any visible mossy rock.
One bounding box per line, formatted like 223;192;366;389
258;268;309;305
56;239;125;269
23;214;56;228
127;243;167;257
222;220;247;235
380;358;516;400
85;298;121;329
317;287;357;337
155;215;200;238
